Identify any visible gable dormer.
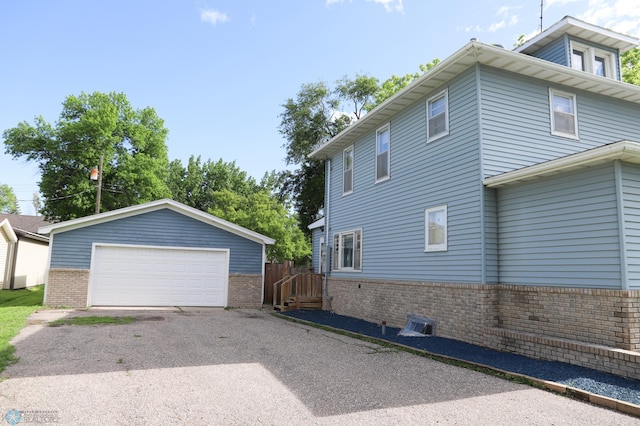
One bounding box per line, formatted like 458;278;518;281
515;16;638;81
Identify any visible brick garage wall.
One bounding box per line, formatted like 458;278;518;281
46;268;90;308
228;273;263;308
326;277;640;379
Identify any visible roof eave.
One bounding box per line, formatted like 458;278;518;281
483;140;640;188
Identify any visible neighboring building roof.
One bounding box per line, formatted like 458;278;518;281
310;22;640;160
515;16;639;55
307;217;325;230
483;140;640;188
38;198;276;245
0;214;50;234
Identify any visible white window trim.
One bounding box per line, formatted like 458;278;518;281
570;41;616;79
425;205;448;252
549;88;579;140
332;228;362;272
342;145;354;196
426;88;449;143
375;123;390;183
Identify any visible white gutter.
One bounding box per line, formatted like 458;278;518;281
483;141;640;188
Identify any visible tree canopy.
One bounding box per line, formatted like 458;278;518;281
622;47;640;85
0;184;20;214
3;91;170;221
167;156;310;263
278;63;440;234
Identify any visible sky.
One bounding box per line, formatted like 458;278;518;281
1;0;640;214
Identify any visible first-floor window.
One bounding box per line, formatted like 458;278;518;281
333;229;362;271
425;205;447;251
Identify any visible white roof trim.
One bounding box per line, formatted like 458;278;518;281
483;141;640;188
38;198;276;245
307;217;325;230
516;16;638;55
310;40;640;159
0;219;18;243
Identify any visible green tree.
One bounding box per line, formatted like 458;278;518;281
0;184;20;214
279;77;379;234
167;156;257;211
369;58;441;109
3;91;170;221
209;189;310;263
622;47;640;85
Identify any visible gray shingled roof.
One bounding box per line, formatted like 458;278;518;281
0;214;50;234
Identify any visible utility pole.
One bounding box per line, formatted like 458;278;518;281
91;155;104;214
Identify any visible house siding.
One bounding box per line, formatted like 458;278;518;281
0;230;9;289
480;66;640;178
311;227;323;273
327;68;483;283
621;162;640;289
50;209;264;274
527;35;568;65
496;163;622;288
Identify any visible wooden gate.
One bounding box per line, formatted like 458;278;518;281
264;261;293;303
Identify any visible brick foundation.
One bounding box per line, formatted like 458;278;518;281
228;274;263;308
46;268;90;308
326;277;640;379
46;269;264;308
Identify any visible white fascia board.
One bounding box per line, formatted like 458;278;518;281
0;219;18;243
483;141;640;188
307;217;325;230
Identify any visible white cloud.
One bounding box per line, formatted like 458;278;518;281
200;9;230;26
488;21;506;32
366;0;403;13
326;0;346;4
577;0;640;38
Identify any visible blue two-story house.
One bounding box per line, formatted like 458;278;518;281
310;16;640;379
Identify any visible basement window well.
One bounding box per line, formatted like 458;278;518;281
399;314;436;337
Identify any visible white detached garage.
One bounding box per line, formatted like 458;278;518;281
39;199;275;308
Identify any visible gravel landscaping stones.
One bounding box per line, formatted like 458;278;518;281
280;310;640;406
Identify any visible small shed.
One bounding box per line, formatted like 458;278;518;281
38;199;275;308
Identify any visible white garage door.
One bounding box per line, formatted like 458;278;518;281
90;244;229;307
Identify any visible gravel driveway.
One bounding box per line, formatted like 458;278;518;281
0;308;636;425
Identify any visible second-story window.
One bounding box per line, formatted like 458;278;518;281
376;124;390;182
427;89;449;142
343;146;353;195
549;88;579;139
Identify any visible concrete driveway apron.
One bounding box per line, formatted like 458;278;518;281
0;309;636;425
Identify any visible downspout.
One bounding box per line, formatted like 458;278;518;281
8;239;18;290
614;160;629;289
323;159;333;303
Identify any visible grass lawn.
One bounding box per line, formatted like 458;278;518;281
0;285;44;373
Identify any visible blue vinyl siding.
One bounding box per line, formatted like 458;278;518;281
497;164;622;288
483;187;498;283
311;227;323;273
527;35;568;65
480;66;640;178
327;68;483;282
621;162;640;289
50;209;263;274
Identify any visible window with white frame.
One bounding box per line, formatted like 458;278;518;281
570;41;615;79
425;205;447;251
376;124;390;182
343;146;353;195
427;89;449;142
333;229;362;271
549;89;578;138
